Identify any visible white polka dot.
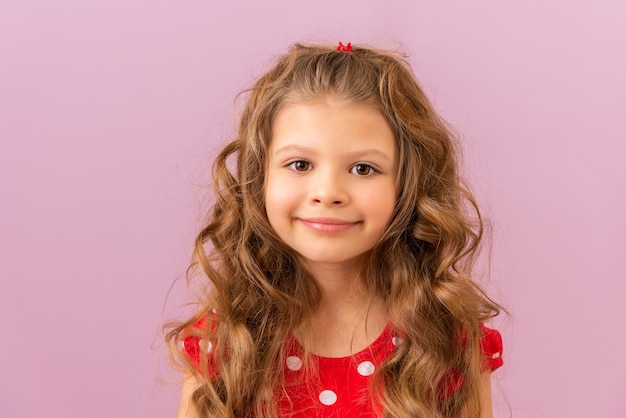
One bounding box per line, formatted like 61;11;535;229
392;336;404;346
318;389;337;406
199;339;213;353
286;356;303;371
357;361;375;376
492;352;501;359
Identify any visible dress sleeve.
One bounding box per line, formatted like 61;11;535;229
440;324;504;398
182;315;219;378
480;324;503;372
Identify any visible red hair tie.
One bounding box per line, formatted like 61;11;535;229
336;42;352;52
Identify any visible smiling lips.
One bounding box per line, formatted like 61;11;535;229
298;217;360;233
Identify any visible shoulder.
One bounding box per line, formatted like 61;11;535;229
177;373;203;418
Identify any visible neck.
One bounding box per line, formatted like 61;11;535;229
294;258;388;357
301;257;368;310
313;266;362;303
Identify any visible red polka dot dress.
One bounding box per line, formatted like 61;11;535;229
183;322;503;417
278;323;397;416
278;324;502;417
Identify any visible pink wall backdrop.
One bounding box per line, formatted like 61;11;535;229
2;1;625;417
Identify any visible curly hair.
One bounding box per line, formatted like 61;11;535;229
165;43;501;417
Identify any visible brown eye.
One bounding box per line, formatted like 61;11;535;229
351;164;374;176
289;160;311;171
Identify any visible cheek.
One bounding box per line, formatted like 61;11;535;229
360;183;397;219
264;178;294;225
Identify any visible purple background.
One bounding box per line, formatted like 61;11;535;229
2;1;625;417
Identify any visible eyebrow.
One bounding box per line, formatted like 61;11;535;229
272;144;394;164
272;144;314;156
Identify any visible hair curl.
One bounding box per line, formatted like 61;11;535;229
165;43;501;417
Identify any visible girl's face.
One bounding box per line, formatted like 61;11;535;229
265;97;398;272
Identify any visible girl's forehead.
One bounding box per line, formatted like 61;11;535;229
268;99;397;163
270;96;387;135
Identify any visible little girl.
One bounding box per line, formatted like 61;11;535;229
167;42;503;418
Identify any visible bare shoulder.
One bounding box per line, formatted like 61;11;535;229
478;371;494;418
177;374;203;418
458;372;494;418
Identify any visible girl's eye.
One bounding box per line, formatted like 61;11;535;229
288;160;311;171
351;163;376;176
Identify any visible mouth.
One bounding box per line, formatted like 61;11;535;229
297;217;360;233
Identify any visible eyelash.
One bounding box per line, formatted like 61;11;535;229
286;160;379;176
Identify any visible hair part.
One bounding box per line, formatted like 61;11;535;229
165;42;501;417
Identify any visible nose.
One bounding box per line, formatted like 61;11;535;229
309;169;348;207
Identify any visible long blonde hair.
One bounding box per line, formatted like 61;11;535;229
166;43;500;417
